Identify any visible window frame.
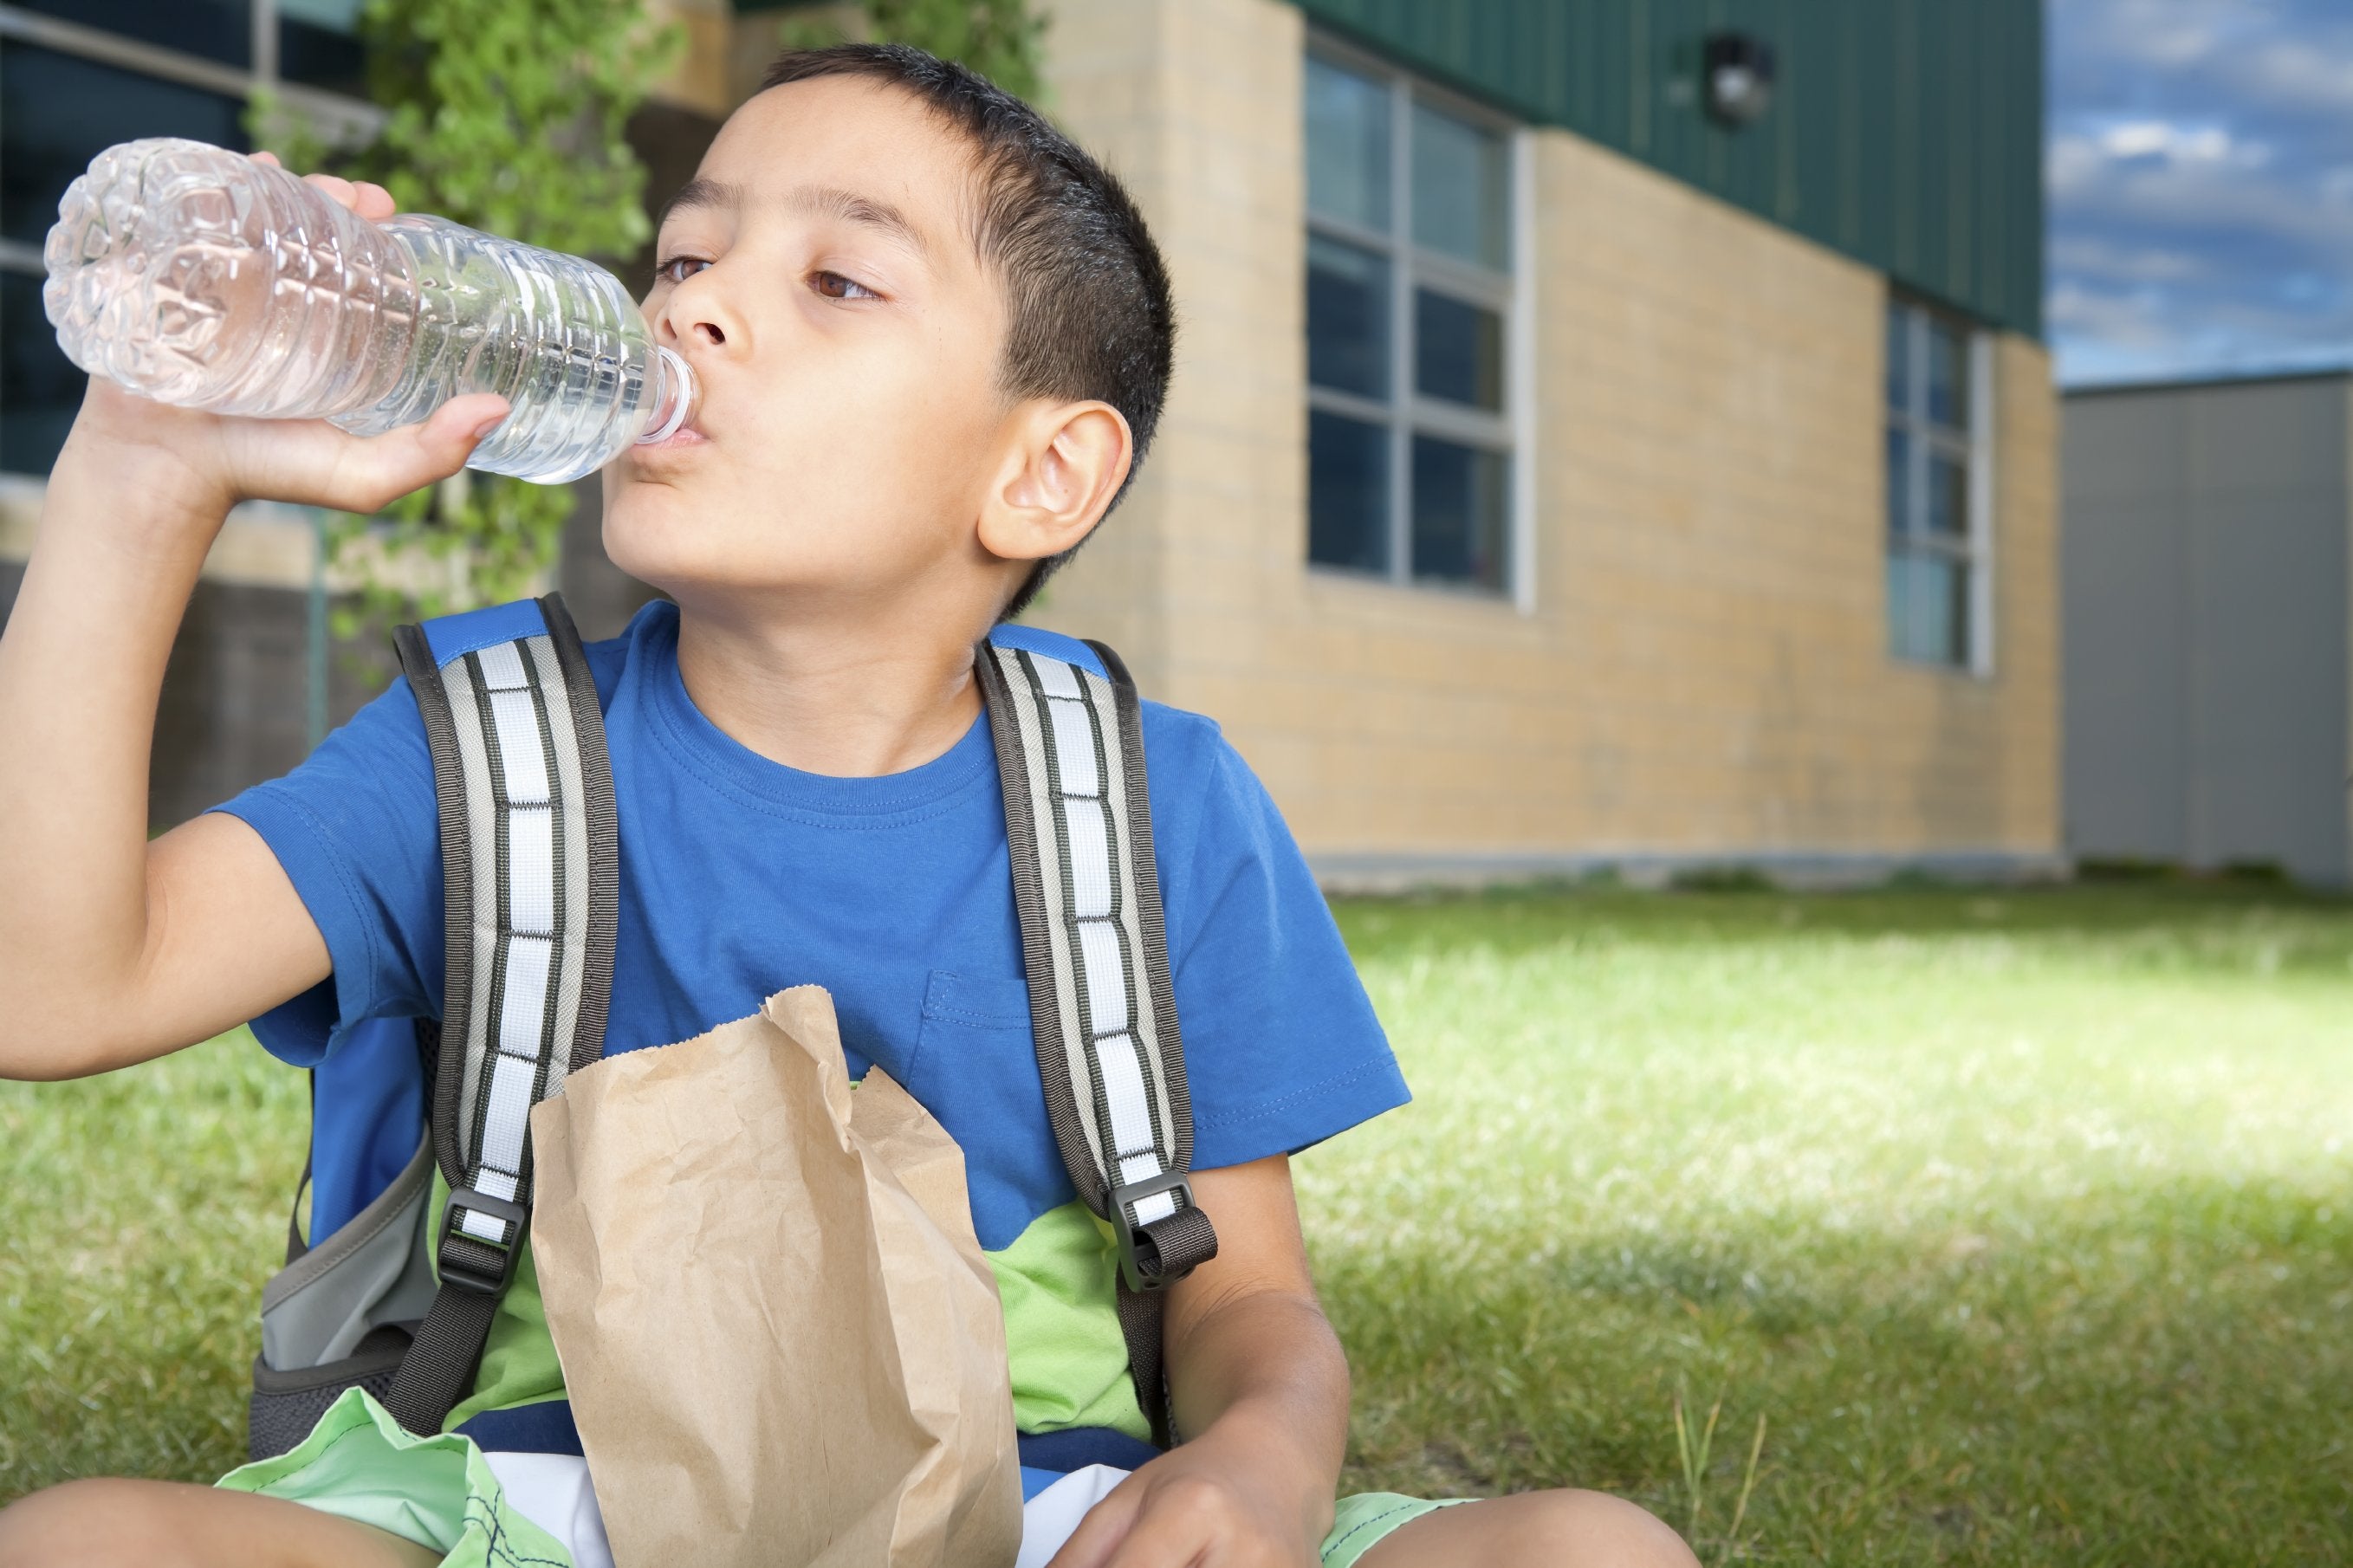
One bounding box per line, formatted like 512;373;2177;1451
1303;34;1531;607
1883;291;1996;677
0;2;378;476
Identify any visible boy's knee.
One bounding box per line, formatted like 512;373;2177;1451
0;1478;194;1568
1501;1488;1701;1568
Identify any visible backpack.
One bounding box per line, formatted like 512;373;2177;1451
246;593;1218;1461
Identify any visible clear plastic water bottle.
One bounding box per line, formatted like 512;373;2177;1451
41;137;693;485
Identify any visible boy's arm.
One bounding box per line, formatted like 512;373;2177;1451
1047;1155;1349;1568
0;431;328;1079
0;167;504;1081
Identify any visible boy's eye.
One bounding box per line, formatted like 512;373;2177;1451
654;256;709;286
811;269;880;301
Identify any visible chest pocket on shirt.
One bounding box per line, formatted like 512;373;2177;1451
910;969;1071;1254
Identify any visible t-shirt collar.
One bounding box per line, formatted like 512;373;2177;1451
638;602;995;818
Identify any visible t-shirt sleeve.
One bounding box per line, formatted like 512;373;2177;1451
1150;709;1409;1170
209;676;444;1067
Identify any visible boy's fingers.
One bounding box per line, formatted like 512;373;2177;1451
1044;1484;1145;1568
249;157;393;219
1095;1499;1211;1568
315;394;507;513
301;172;363;212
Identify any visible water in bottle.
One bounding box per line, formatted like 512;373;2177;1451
42;138;694;485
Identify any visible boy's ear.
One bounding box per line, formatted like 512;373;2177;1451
976;399;1132;566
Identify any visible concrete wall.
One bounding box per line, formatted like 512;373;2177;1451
2063;375;2350;884
1040;0;2062;881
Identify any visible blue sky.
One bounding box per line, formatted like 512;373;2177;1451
2049;0;2353;386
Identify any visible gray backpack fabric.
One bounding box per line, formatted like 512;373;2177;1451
248;597;1217;1458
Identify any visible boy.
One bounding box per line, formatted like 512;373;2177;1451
0;45;1695;1568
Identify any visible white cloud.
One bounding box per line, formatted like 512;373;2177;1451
2057;0;2252;72
2049;0;2353;383
2223;40;2353;115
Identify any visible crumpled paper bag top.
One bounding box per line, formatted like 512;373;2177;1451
529;985;1022;1568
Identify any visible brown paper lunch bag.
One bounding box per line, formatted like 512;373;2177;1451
528;984;1023;1568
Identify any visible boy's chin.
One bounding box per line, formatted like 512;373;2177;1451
601;491;850;604
600;485;728;593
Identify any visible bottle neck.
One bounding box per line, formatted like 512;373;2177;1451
636;346;697;444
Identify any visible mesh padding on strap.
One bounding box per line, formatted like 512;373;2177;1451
976;637;1216;1447
382;594;615;1438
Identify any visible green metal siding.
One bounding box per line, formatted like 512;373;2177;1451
1290;0;2044;339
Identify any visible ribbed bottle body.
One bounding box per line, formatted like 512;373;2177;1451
43;138;679;484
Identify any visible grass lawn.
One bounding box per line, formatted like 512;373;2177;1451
5;883;2351;1562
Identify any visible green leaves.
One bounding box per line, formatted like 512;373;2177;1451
779;0;1047;101
277;0;681;636
353;0;677;259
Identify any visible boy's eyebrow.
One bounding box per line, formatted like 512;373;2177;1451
658;177;744;229
656;178;933;266
784;185;933;262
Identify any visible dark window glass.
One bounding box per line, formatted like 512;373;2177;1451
3;270;83;476
1306;56;1390;231
1885;301;1909;411
10;0;252;67
1306;236;1389;398
1927;316;1968;430
1941;558;1970;663
281;0;368;95
1927;449;1967;537
1410;435;1507;590
1885;425;1911;535
2;43;250;244
1309;410;1390;574
1415;288;1502;410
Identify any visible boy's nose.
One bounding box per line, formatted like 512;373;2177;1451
654;276;743;359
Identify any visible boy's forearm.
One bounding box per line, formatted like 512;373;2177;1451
0;437;224;1071
1166;1285;1352;1500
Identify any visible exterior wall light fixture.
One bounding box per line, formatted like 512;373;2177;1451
1703;31;1777;127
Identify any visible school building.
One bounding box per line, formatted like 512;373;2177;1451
0;0;2058;884
2064;371;2353;888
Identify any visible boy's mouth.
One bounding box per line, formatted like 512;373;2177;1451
634;412;710;457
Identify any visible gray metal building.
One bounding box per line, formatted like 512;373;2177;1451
2063;371;2353;885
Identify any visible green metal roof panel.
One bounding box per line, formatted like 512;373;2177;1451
1290;0;2044;339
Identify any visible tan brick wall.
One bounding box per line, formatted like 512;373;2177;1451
1039;0;2058;868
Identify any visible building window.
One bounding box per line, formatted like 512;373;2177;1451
0;3;370;477
1304;47;1518;596
1884;296;1991;671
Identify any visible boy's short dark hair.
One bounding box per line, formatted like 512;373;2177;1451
761;44;1175;620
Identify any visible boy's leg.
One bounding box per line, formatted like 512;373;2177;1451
1351;1488;1699;1568
0;1478;441;1568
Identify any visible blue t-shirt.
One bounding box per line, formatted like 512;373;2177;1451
217;599;1407;1472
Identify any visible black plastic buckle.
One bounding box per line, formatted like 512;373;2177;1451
1108;1169;1194;1293
436;1187;527;1297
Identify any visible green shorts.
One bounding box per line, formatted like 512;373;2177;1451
217;1390;569;1568
220;1389;1470;1567
1320;1491;1475;1567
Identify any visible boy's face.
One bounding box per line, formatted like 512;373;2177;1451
604;78;1018;611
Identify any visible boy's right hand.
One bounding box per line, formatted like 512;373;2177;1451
53;154;509;536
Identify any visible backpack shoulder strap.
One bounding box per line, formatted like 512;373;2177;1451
976;628;1217;1447
381;593;618;1438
